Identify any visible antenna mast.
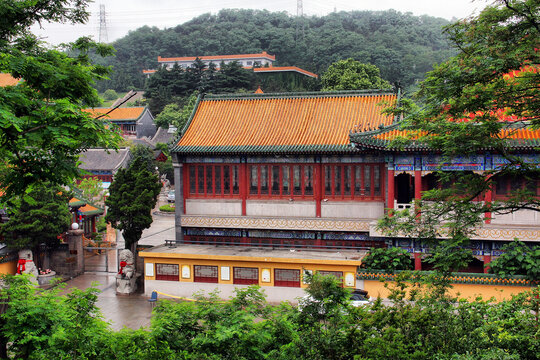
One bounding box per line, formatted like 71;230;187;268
296;0;305;43
99;4;108;43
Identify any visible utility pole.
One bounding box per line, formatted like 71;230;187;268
99;4;108;43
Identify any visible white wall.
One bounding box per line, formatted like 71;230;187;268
490;208;540;225
246;200;316;217
186;199;242;216
321;201;384;219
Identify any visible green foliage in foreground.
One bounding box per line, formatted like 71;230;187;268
1;274;539;359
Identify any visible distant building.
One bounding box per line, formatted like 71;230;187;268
78;148;131;183
142;53;319;90
157;51;276;69
83;107;156;138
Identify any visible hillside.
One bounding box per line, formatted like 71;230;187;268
96;9;455;93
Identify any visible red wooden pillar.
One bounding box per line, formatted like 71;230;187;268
415;170;422;218
91;217;96;233
414;252;422;271
240;162;247;216
315;163;322;217
414;170;422;201
387;169;395;212
484;175;493;224
182;165;188;215
483;254;492;273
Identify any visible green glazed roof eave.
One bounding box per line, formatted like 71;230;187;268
171;144;357;155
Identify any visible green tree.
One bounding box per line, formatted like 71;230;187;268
154;103;181;129
77;177;105;206
0;183;71;251
0;0;120;201
105;156;161;252
129;143;156;172
321;58;392;90
172;92;199;134
378;0;540;275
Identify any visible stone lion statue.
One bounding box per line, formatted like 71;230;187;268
116;249;137;294
16;249;39;277
117;249;135;280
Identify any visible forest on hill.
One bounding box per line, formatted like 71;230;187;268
96;9;455;93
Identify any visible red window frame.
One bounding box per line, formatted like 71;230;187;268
248;164;314;199
155;264;179;281
323;164;384;200
233;267;259;285
187;164;240;198
274;268;301;287
493;174;540;200
193;265;219;283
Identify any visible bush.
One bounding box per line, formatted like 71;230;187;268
103;89;118;100
159;204;175;212
361;247;414;271
489;240;540;280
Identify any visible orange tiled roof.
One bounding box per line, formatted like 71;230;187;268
158;51;276;62
142;69;157;74
0;73;20;87
351;124;540;151
83;107;146;121
172;91;396;154
253;66;318;78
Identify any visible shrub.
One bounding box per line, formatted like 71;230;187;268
159;204;175;212
103;89;118;100
489;240;540;280
361;247;414;271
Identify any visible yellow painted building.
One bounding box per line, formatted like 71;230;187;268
140;244;361;291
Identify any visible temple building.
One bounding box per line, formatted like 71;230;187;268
139;89;539;294
140;90;397;290
83;106;156;138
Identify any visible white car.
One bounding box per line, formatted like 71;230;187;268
167;190;175;203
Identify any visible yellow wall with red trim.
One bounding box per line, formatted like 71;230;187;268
0;260;17;275
363;279;533;302
141;255;358;288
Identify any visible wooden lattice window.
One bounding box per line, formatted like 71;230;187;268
233;267;259;285
274;268;300;287
194;265;218;283
155;264;179;281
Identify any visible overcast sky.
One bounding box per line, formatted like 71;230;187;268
32;0;490;45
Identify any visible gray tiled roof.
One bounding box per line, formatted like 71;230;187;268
152;126;175;145
78;148;131;172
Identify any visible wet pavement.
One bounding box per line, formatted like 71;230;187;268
61;212;175;331
63;273;153;331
